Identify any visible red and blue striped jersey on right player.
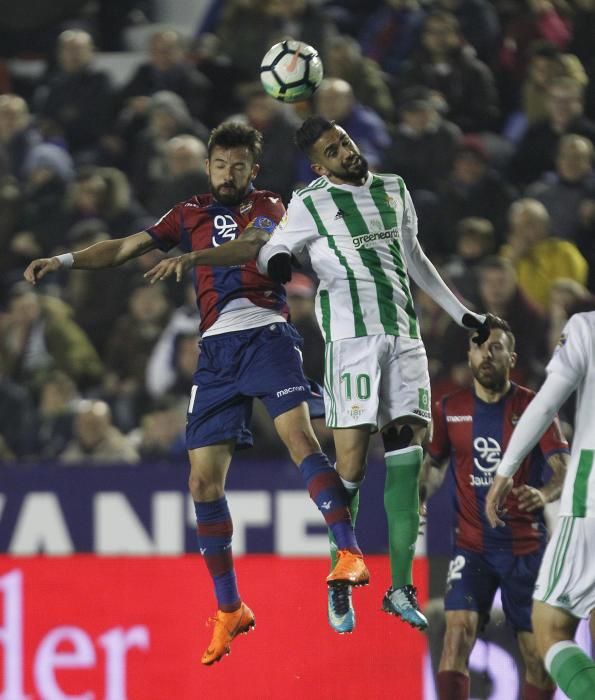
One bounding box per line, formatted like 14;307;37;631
429;383;569;555
146;189;287;335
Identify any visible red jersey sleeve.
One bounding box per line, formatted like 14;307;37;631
539;414;570;459
428;397;451;461
250;192;286;228
146;205;182;251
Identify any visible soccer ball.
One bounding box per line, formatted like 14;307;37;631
260;40;324;103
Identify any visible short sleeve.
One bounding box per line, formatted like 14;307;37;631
547;314;588;385
428;397;450;461
146;206;182;252
251;193;286;225
257;193;317;273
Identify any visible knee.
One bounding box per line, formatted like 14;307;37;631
382;422;427;452
336;458;367;483
441;621;475;668
284;426;320;464
188;473;223;502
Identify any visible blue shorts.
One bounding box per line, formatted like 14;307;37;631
186;322;324;450
444;545;545;633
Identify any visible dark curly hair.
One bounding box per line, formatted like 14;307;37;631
295;116;335;154
207;121;263;162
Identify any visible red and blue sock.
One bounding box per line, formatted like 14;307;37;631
299;452;361;554
195;497;240;612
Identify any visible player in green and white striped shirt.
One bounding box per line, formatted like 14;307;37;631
258;117;489;634
487;311;595;700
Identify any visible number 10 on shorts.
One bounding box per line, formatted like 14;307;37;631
340;372;371;401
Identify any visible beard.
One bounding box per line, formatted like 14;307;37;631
472;363;507;392
211;182;244;206
331;153;369;184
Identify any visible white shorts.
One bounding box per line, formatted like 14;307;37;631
533;515;595;619
323;335;431;430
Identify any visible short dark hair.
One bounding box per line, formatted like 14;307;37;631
295;116;335;154
473;314;516;351
207;121;263;162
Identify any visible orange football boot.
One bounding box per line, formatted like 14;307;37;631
201;602;255;666
326;550;370;587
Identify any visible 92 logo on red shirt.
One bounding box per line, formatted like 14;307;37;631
211;214;239;247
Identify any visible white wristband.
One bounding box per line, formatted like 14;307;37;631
56;253;74;268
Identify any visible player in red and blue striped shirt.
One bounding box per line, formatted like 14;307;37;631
421;316;569;700
24;121;368;666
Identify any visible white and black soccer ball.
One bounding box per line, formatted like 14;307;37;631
260;40;324;103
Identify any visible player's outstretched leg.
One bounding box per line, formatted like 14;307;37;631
195;497;255;665
327;481;360;633
382;445;428;630
299;452;370;588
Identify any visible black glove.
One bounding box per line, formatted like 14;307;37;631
267;252;292;283
462;312;491;346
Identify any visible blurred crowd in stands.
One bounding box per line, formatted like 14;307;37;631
0;0;594;466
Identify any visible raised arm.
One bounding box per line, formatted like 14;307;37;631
24;231;157;284
144;225;270;284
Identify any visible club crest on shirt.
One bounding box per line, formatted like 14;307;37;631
385;194;396;208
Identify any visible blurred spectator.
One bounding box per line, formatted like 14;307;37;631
147;330;199;403
358;0;426;78
59;399;140;465
0;370;36;460
568;0;595;119
414;288;457;385
476;255;548;385
119;29;211;123
325;34;396;124
0;283;103;393
146;280;200;399
398;10;500;132
435;0;500;66
190;34;244;127
17;143;74;256
146;134;208;216
526;133;595;242
441;217;496;307
66;165;149;235
129;90;209;206
382;86;461;192
521;42;587;127
96;0;155;51
0;94;41;181
0;168;21;285
63;219;142;354
432;137;517;255
35;370;78;460
104;283;171;430
33;29;115;160
498;0;572;112
239;83;301;204
510;77;595;186
312;78;391;171
131;397;187;461
547;277;595;354
215;0;336;79
285;272;324;385
500;198;589;311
